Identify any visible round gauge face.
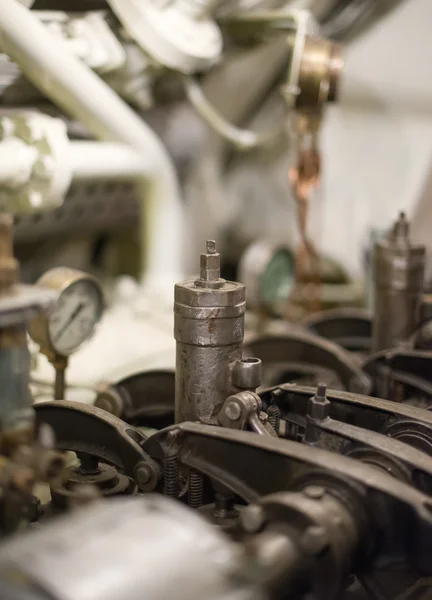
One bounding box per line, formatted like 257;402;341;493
48;278;103;356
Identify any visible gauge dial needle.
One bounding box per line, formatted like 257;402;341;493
53;302;85;343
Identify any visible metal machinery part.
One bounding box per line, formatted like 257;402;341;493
0;214;55;437
0;0;348;394
372;212;426;353
106;0;224;75
28;267;104;358
0;213;67;534
94;369;175;428
28;267;104;399
175;241;247;424
0;496;264;600
244;327;371;393
0;238;432;599
303;308;372;354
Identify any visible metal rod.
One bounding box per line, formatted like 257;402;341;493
0;0;185;288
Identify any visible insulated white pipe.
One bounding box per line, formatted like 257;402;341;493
0;0;184;289
70;142;150;181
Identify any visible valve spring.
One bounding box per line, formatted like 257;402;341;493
188;469;204;509
287;421;299;441
163;448;179;499
267;404;281;435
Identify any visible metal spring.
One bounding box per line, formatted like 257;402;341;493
287;421;299;441
188;469;204;509
163;448;179;499
267;404;281;435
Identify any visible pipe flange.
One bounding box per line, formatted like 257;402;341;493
0;113;72;214
106;0;223;73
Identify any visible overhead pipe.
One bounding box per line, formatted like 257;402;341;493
70;142;151;182
0;0;184;291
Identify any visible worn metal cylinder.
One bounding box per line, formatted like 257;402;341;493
372;213;425;352
0;325;33;436
175;241;246;424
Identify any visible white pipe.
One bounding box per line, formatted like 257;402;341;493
0;0;184;289
70;142;150;181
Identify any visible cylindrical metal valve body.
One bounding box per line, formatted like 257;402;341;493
372;213;425;352
175;241;246;424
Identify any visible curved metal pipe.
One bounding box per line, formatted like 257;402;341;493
0;0;184;289
181;74;284;151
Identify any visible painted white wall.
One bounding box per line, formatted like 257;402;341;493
319;0;432;276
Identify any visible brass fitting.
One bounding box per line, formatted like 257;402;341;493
295;37;344;110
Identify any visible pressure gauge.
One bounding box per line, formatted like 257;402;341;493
28;268;104;357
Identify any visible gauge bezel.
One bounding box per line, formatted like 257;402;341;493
28;267;104;357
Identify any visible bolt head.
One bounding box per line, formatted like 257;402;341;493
136;465;151;485
304;485;325;500
134;461;159;492
224;402;241;421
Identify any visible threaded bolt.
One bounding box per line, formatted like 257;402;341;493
188;469;204;509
